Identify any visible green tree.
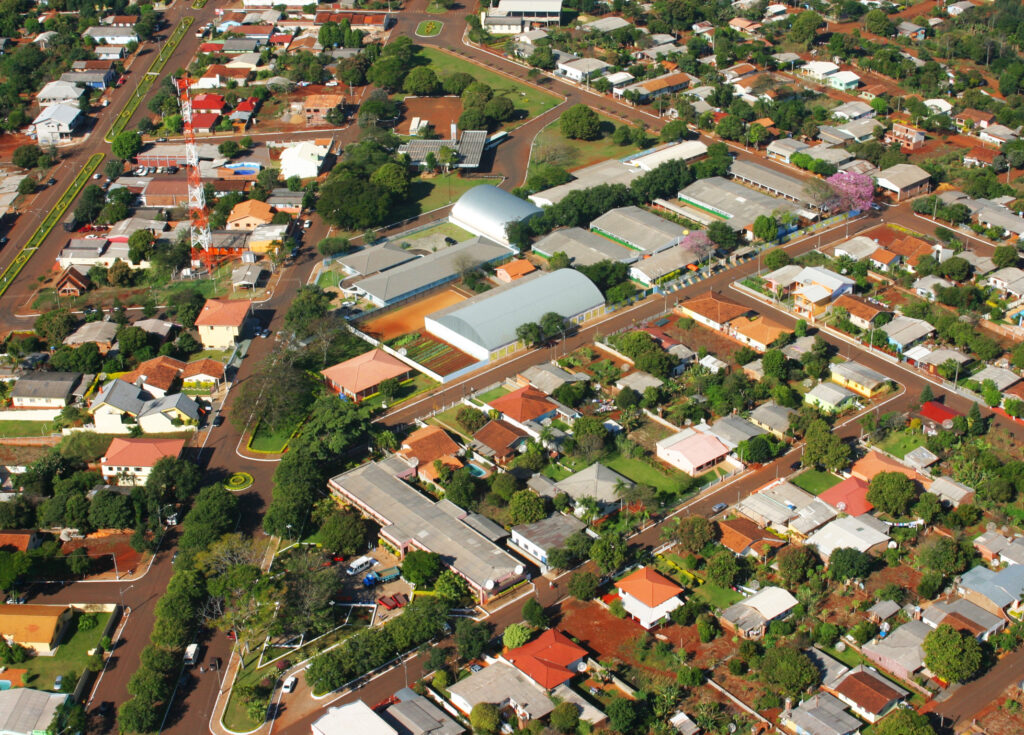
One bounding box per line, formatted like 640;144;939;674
111;131;143;160
522;597;548;628
12;145;42;169
34;309;76;346
369;162;410;199
864;8;895;35
867;472;918;517
434;570;470;602
455;618;491;661
403;66;439;96
923;624;984;683
0;550;30;590
470;702;501;735
760;646;820;697
917;536;968;575
992;246;1018;269
318;511;365;556
828;547;873;580
802;419;851;471
508;490;545;524
753;215;778;241
606;696;637;733
401;550;442;586
661;515;717;553
515;322;542;347
874;709;935;735
560;104;601;140
706;549;741;587
549;701;580;733
788;11;824;45
778;545;819;586
284;285;332;339
503;621;530;649
589;532;627;574
568;571;599;600
764;248;791;270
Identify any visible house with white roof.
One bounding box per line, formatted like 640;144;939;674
36;80;84;106
805;514;889;560
556;57;612;83
828;71;861;90
801;61;839;81
720;586;798;639
32;104;83;147
279;140;328;180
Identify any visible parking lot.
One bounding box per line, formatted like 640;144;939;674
334;545;412;622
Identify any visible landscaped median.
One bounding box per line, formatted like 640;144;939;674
0;152;104;299
105;15;194;143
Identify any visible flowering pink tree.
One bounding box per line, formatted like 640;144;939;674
826;171;874;212
681;230;714;262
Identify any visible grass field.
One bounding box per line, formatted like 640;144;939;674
529;114;632;174
791;469;843;495
249;419;298;453
317;269;344;289
878;429;926;459
20;611;111;690
0;420;57;438
476;386;510;404
604;454;685;494
391;174;500;221
416;20;442;35
398;222;473;244
415;47;560;126
693;583;742;611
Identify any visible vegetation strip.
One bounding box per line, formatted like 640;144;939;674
105;16;194;142
0;153;104;298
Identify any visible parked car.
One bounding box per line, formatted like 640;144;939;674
210;657;221;671
92;173;101;179
213;415;224;427
0;237;7;246
53;675;63;691
46;178;56;186
711;502;728;514
155;137;167;143
282;676;297;693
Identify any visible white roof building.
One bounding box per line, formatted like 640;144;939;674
805;514;889;559
450;185;542;245
36;80;84;105
279;141;328;180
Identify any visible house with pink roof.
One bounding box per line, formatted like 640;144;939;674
656;425;734;476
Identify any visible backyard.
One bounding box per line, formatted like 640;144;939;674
878;429;926;459
19;610;111;690
0;419;59;438
790;469;843;495
604;453;689;496
414;47;561;126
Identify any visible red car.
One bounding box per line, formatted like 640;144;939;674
227;630;237;641
377;597;396;611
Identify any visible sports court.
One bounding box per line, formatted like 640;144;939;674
359;287;468;341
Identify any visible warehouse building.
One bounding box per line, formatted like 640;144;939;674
590;206;685;253
676;176;800;235
532;227;638;266
449;185;542;245
729;159;815;207
424;269;605;361
529;159;641;207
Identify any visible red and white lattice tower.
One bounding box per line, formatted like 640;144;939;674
174;77;212;270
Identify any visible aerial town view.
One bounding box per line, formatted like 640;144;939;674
2;0;1024;733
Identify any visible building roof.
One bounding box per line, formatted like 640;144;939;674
833;666;907;715
729;159;812;204
0;605;69;644
520;363;586;395
973;365;1021;391
532;227;636;265
505;629;587;689
32;103;81;127
819;476;872;515
555;462;632;505
496;259;536;279
786;692;861;735
426;270;603;353
121;355;186;392
718;517;785;555
64;320;118;345
730;315;792;348
450;185;542;240
806;381;857;408
958;564;1024;610
528;159;642;207
615;566;682;607
321;349;408;395
833;293;887;323
330;462;523;591
0;688;67;735
473;419;527;457
511;513;585;552
927;476;973;505
382;689;462;735
400;426;461;467
10;372;81;400
881;316;934;347
590;206;685;252
227;198;274;225
617;370;664;394
337;242;417;276
103;437;185;469
489;386;557;424
876;163;930;191
446;660;553;719
708;415;765;449
735;480;814;526
0;532;37;552
193;298;251;328
806;514;889;558
923;598;1002;637
862;620;930;674
722;586;798;633
831;361;887;389
313;701;397;735
919;401;960;426
658;429;731;469
678;291;749;325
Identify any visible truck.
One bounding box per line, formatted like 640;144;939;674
62;212;78;232
184;643;199;667
362;567;400;588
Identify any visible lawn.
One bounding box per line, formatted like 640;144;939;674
399;222;473;244
692;583;742;611
604;454;686;495
390;174;501;221
540;461;573;481
189;348;234;362
791;469;843;495
360;374;437;413
476;386;510;404
0;420;58;438
416;20;442;35
20;611;111;690
317;269;344;289
414;47;560;126
878;429;926;459
529;114;632;173
249;419;300;453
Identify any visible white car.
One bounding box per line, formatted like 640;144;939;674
303;219;312;228
282;676;297;693
92;173;102;180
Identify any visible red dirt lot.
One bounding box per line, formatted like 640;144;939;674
0;133;37;164
664;319;745;365
63;530;147;579
396;95;463;136
359;287;468;341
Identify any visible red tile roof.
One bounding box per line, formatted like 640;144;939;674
182;358;226;380
191;112;220;129
194;298;251;328
0;532;37;552
103;437;186;469
615;566;682;608
320;349;408;395
191;93;226;111
920;401;960;425
834;670;903;715
677;291;749;326
718;518;786;555
121;355;186;392
489;386;556;423
495;259;536;279
819;476;873;515
850;450;918;484
199;42;223;52
399;426;461;467
506;629;587;689
473;420;527;458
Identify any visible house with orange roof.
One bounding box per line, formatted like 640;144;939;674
675;291;749;331
320;349;410;402
495;259;536;283
101;437;186;485
121;355;186;397
181;358;227;392
488;386;558;429
886;235;935;270
0;531;43;552
505;629;587;689
819;476;874;516
614;566;683;628
729;315;792;353
398;425;463;483
850;450;919;484
718;517;786;559
226;199;275;230
193;298;253;349
831;294;890;331
0;605;73;654
472;420;528;466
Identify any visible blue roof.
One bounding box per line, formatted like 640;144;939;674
960;564;1024;609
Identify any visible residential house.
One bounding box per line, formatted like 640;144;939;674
955;108;995;131
0;605;73;654
979;124;1019;146
193;299;252;350
303;94;345;125
922;598;1005;641
956;564;1024;619
964;147;998;168
805;381;857;414
867;600;901;624
519;363;586;396
830;361;887;398
182;359;226;393
83;26;138;44
827;666;908;723
819;476;873;515
447;660;553;721
828;71;861;91
505;630;587;689
886;235;937;271
320;349;410;402
489;386;558;430
36;80;84;106
227;199;275;230
614;72;692;102
748;402;795;439
730;315;793;352
141;179;190;208
728;17;761;34
63;320;119;352
805;514;890;560
556;57;612;83
896;20;926;40
397;425;463;484
656;426;733;476
707;415;765;451
509;514;586;572
616;370;664;395
248;224;288;254
10;372;81;408
0;689;69;735
735;480;817;531
721;586;798;639
614;566;684;628
554;463;632;516
832;100;875;121
791;267;855;318
718;517;786;558
924;475;973;508
831;294;889;330
987;267;1024;297
781;693;861;735
90;379;200;434
95;46;127;60
875;163;932;200
121;355;187;397
861;620;930;680
767;138;810;164
946;0;976;16
279;140;329;180
101;437;186;485
675;291;749;331
192;64;251;89
31;104;82;147
472;420;528;467
801;61;839;82
0;531;43;552
495;259;536;283
881;316;934;352
913;274;952;299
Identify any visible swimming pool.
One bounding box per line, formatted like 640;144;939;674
467;463;487;478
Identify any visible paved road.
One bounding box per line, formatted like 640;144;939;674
929;647;1024;728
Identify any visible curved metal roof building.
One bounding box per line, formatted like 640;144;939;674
449;185;542;244
424;269;604;361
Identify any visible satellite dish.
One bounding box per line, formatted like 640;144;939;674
887;540;897;549
837;501;847;512
881;621;891;633
577;661;588;672
399;347;407;356
514;564;525;575
728;724;737;733
836;641;847;652
485;579;495;590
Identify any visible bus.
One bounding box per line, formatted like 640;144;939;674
485;131;508;148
